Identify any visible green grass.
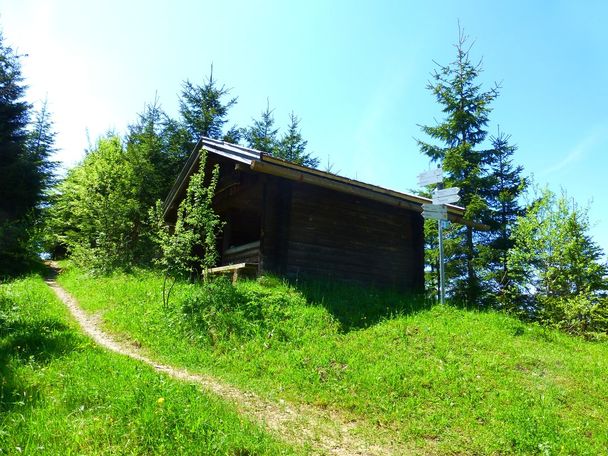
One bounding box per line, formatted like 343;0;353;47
0;270;298;455
58;264;608;454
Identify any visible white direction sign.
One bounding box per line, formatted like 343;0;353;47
421;203;448;221
417;167;443;186
432;187;460;205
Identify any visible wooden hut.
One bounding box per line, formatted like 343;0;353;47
163;138;465;292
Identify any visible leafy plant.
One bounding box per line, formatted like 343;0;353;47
505;187;608;336
150;150;223;308
48;136;142;273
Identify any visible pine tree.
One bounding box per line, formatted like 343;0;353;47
179;65;237;143
26;99;58;204
417;27;499;304
243;101;279;154
0;31;56;272
222;124;242;144
0;31;31;222
275;112;319;168
127;97;189;200
480;129;526;297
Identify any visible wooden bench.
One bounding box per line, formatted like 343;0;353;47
204;263;259;283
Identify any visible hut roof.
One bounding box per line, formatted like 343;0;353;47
164;138;478;226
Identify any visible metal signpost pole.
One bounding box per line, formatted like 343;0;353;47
418;167;458;306
437;183;445;305
438;218;445;305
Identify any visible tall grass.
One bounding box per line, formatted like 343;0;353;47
0;272;297;455
58;264;608;454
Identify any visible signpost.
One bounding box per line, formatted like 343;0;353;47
417;168;443;187
421;203;448;220
418;167;460;306
432;187;460;205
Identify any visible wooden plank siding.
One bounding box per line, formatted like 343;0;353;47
164;141;429;292
261;178;424;291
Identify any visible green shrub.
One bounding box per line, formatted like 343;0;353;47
540;295;608;340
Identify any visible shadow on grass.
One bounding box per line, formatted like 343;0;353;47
0;297;82;414
289;278;432;332
0;260;50;284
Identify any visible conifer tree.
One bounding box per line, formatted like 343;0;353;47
127;97;189;200
179;65;237;143
26;100;58;201
243;101;279;154
222;124;242;144
0;31;56;272
417;27;499;304
0;31;31;223
480;129;526;296
276;112;319;168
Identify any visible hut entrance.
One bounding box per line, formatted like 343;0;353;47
221;208;261;264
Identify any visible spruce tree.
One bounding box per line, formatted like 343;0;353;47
243;101;279;154
417;28;499;304
0;31;56;272
222;124;242;144
26;100;58;204
179;65;237;143
275;112;319;168
0;31;31;222
480;129;526;297
127;97;188;200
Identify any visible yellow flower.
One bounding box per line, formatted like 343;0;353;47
157;397;165;405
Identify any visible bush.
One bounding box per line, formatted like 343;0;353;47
540;295;608;340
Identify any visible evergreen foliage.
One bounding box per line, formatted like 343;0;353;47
243;101;279;154
506;188;608;336
126;97;190;200
179;66;237;143
244;104;319;168
0;32;56;273
222;124;242;144
276;112;319;167
479;129;526;296
418;28;499;304
25;100;57;203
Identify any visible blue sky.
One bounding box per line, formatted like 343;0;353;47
3;0;608;254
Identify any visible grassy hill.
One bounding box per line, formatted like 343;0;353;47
0;272;297;455
56;265;608;455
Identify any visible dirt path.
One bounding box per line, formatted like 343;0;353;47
44;268;401;456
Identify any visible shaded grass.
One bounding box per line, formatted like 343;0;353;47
58;264;608;454
0;272;298;455
290;277;430;331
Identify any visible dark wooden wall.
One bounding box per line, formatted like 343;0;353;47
169;156;424;292
261;177;424;292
